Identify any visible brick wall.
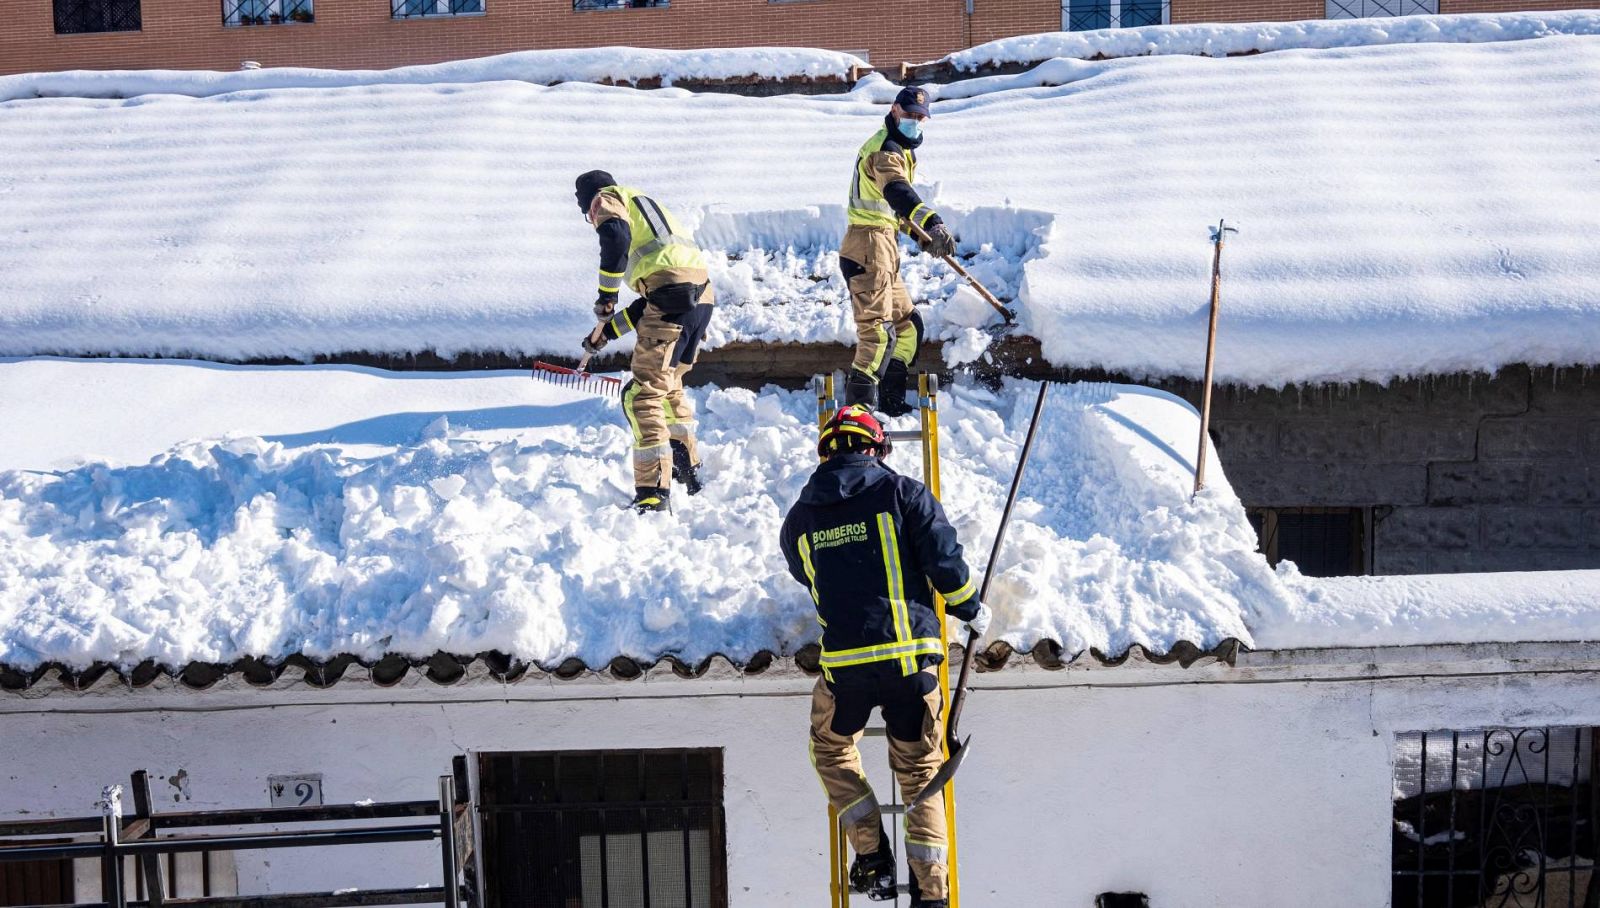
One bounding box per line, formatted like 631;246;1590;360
1204;365;1600;574
0;0;970;76
968;0;1058;50
1173;0;1321;24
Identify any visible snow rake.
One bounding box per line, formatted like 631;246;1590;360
531;321;623;399
911;379;1050;808
903;220;1016;326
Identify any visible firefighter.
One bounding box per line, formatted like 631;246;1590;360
841;85;957;417
574;170;715;513
779;405;990;908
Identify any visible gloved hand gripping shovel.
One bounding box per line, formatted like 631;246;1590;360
532;321;623;399
904;220;1017;327
910;380;1049;808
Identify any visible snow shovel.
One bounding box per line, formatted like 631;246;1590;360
532;321;623;399
903;220;1016;326
910;379;1049;808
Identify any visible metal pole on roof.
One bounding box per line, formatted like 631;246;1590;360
1195;219;1238;496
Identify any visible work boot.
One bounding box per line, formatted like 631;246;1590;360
843;370;878;411
670;440;703;496
878;360;913;418
848;836;896;900
631;486;670;513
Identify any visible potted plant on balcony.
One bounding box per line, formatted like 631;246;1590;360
289;7;313;22
269;12;282;22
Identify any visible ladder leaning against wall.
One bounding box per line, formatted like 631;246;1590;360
814;372;962;908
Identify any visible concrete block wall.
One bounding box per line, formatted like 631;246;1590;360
1204;365;1600;574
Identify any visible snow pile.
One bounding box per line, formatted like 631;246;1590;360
940;10;1600;69
0;361;1277;670
1262;570;1600;650
0;46;864;103
3;36;1600;384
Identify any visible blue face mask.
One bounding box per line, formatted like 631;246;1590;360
898;116;922;140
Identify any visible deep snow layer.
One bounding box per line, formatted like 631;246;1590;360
3;37;1599;384
5;360;1600;672
0;46;864;103
939;10;1600;69
0;360;1283;670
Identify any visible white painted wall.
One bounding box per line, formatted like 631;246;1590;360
4;645;1600;908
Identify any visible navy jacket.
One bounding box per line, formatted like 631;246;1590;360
780;453;979;683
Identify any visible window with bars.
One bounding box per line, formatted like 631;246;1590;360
1325;0;1436;18
393;0;483;17
1061;0;1167;31
1247;506;1369;577
479;749;727;908
53;0;141;34
574;0;668;9
223;0;313;27
1393;727;1599;907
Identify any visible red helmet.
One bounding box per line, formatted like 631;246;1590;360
818;405;892;459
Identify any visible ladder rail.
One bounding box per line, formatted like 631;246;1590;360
820;372;960;908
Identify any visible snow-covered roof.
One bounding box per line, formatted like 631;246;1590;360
1;32;1598;386
3;359;1599;689
934;10;1600;70
0;46;864;104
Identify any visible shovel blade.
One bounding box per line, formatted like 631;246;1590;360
909;735;971;808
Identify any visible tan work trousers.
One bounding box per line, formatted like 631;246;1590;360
809;676;949;900
842;226;920;381
624;307;699;489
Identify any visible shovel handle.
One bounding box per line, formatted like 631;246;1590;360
903;220;1015;324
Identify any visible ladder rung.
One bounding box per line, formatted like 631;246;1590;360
885;430;923;442
878;804;905;815
863;727;886;737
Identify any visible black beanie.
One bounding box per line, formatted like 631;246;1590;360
575;170;617;213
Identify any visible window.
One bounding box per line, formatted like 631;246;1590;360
574;0;668;9
223;0;313;27
1247;506;1369;576
1326;0;1436;18
53;0;140;34
1393;727;1597;907
393;0;483;17
478;749;727;908
1061;0;1167;31
0;853;72;906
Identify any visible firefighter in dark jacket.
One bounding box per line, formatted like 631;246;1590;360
574;170;715;513
840;84;957;417
779;405;990;908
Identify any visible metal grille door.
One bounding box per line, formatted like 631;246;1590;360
480;749;727;908
1325;0;1436;19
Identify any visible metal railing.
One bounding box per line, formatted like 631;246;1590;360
1061;0;1169;31
53;0;141;34
221;0;312;27
1393;727;1599;908
573;0;667;10
391;0;482;18
0;766;475;908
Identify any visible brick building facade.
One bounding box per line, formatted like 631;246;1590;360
1;0;1591;77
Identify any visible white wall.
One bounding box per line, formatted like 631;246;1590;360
4;644;1600;908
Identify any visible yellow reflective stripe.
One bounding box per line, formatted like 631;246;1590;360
608;307;635;338
598;270;623;292
877;512;915;674
864;323;889;376
941;577;976;607
817;638;943;669
622;383;644;445
910;203;938;229
599;269;624;277
797;534;822;611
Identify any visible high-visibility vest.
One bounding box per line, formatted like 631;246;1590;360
606;186;705;292
847;128;915;230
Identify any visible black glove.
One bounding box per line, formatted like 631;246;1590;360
594;291;617;319
581;331;608;355
920;222;956;259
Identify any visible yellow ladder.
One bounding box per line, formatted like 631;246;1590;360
815;372;961;908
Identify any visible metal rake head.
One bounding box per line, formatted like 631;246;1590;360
531;361;623;400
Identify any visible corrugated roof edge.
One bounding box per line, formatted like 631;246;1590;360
0;639;1243;693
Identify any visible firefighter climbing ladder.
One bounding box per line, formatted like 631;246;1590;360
814;372;961;908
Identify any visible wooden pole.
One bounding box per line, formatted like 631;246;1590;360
1194;219;1237;495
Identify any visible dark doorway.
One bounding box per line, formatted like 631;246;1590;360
0;851;73;907
479;748;727;908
